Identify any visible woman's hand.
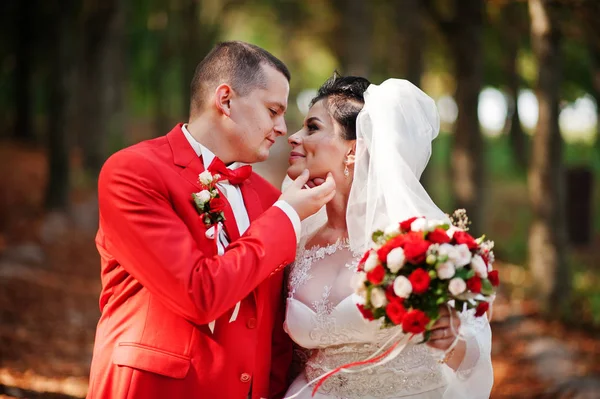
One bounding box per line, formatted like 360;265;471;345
426;306;461;351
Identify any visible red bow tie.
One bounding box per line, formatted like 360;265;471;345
207;157;252;185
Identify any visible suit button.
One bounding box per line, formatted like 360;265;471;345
247;318;257;329
240;373;251;383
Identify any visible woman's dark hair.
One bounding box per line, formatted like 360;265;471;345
310;73;371;140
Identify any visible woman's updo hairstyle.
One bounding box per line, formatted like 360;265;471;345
310;72;371;141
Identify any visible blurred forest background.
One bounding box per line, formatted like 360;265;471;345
0;0;599;398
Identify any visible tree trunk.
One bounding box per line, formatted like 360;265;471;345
527;0;569;316
14;0;35;142
502;2;528;170
448;0;485;235
45;9;76;211
77;1;118;177
338;0;372;76
180;0;220;118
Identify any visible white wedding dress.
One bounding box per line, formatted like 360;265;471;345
283;238;494;399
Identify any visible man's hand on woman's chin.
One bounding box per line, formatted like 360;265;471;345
305;177;326;188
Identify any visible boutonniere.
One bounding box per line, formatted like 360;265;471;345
191;170;226;227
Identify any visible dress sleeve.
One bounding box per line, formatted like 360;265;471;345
442;309;494;399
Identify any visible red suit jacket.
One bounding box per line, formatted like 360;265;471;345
87;124;295;399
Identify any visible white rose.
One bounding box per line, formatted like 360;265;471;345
438;243;455;256
449;278;467;296
384;223;400;236
410;217;428;232
351;272;367;294
427;219;444;231
471;254;488;278
386;247;406;273
364;252;380;272
196;190;212;204
393;275;413;298
436;262;456;280
370;287;387;308
446;226;460;239
450;244;472;268
199;170;214;185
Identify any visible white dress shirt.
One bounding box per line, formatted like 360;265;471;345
181;124;300;333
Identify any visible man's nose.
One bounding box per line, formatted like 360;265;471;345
274;116;287;137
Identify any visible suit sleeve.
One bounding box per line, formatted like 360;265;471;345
98;150;297;325
268;273;293;399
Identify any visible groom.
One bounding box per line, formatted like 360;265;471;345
87;41;335;399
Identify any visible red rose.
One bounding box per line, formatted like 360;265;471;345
453;231;478;250
403;239;431;265
386;300;407;325
475;301;489;317
209;197;227;212
366;264;386;285
357;251;371;271
481;253;489;266
377;236;406;262
385;285;403;304
402;309;430;334
488;270;500;287
427;228;451;244
357;304;375;321
400;217;419;232
408;268;431;294
467;276;482;293
358;251;371;265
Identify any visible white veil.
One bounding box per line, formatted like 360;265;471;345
286;79;447;251
347;79;447;253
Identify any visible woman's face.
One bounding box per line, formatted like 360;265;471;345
287;99;354;182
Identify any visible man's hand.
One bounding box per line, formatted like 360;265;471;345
304;177;326;188
280;170;336;220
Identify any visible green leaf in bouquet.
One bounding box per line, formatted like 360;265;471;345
436;296;448;305
454;268;471;280
465;269;476;279
454;300;466;312
481;278;494;296
372;230;385;243
373;307;386;320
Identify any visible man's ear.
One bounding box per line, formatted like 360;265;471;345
214;83;234;117
345;141;357;166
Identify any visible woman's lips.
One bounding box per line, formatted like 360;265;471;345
289;152;305;162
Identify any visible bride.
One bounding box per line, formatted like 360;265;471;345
282;75;493;398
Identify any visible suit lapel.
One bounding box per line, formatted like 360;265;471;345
168;124;241;243
169;126;267;320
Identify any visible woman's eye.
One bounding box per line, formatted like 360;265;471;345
307;124;318;132
269;108;278;116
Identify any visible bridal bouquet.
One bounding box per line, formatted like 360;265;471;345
353;210;499;341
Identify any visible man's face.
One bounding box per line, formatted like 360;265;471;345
227;64;289;163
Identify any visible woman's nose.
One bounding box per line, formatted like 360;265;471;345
288;131;301;146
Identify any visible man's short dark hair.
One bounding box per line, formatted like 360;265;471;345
190;41;291;115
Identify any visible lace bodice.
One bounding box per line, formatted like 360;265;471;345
284;240;493;399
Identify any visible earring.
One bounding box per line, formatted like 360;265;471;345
344;162;350;177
